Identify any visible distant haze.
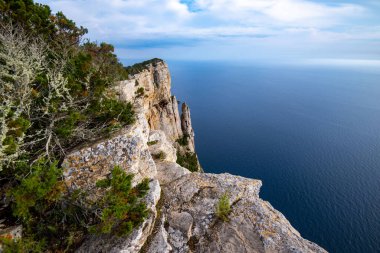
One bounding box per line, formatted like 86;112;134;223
37;0;380;64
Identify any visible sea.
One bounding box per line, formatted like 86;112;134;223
164;60;380;253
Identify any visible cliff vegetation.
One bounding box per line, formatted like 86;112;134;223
0;0;147;251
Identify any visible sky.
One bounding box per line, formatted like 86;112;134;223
37;0;380;64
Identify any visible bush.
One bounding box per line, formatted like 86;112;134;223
176;151;198;172
91;98;135;125
216;193;231;222
124;58;163;76
176;134;189;146
152;151;166;161
135;87;144;97
0;3;134;171
10;159;63;221
0;237;45;253
3;162;150;252
90;166;149;236
5;159;88;251
0;1;149;251
147;140;158;146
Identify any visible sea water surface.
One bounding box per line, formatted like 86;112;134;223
167;61;380;253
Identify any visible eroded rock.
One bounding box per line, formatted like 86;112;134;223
63;113;156;193
146;173;327;253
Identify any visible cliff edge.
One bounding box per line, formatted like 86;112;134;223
62;59;327;253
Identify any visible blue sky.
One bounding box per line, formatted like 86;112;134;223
37;0;380;64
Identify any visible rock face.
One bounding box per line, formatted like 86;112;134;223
115;61;183;143
62;59;327;252
63;113;156;191
146;173;326;253
181;103;195;152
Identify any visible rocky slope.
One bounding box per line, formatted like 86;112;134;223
62;59;327;253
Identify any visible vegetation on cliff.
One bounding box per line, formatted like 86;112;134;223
0;0;148;251
124;58;163;76
176;151;198;172
216;193;231;222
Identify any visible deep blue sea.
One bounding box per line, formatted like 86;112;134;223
166;61;380;253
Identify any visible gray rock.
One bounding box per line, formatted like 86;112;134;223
168;212;193;239
155;161;190;185
181;103;195;152
146;173;327;253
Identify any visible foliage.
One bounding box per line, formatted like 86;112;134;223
135;87;144;97
4;158;89;251
90;166;149;236
0;237;45;253
0;0;148;251
216;193;231;222
0;1;134;171
10;159;62;221
124;58;163;76
152;151;166;161
0;0;87;47
176;151;198;172
147;140;158;146
3;161;150;251
176;134;189;146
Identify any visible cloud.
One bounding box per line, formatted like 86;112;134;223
36;0;380;61
305;58;380;67
38;0;365;39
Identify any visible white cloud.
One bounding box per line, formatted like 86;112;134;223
305;58;380;67
37;0;366;38
36;0;379;60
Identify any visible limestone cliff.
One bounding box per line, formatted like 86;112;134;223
62;59;327;253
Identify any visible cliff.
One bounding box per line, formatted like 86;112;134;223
62;60;327;253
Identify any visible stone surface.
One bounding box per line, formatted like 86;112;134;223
180;103;195;152
148;130;177;163
146;173;327;253
155;161;190;186
114;61;183;142
63;113;156;193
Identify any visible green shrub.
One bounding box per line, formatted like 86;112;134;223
176;151;198;172
147;140;158;146
0;237;45;253
216;193;231;222
10;159;63;221
91;98;135;125
0;0;150;251
135;87;144;97
176;134;189;146
125;58;163;76
90;166;150;236
55;111;84;138
152;151;166;161
5;159;88;251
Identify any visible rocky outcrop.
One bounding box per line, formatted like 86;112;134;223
180;103;195;152
63;113;156;192
114;61;183;143
62;59;327;252
146;173;326;253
